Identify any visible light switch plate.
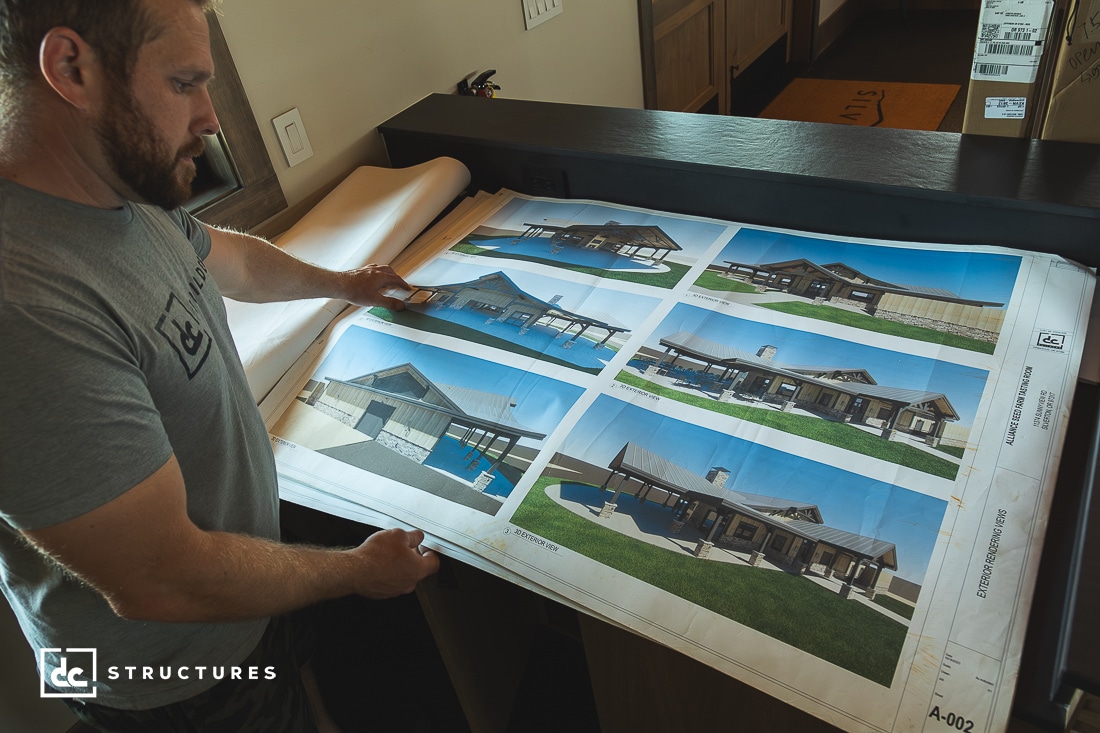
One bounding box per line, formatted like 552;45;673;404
272;108;313;167
523;0;562;30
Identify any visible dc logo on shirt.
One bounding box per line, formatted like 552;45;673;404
156;293;212;379
39;647;97;698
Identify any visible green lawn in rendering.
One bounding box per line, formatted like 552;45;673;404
872;593;916;621
615;370;960;479
936;444;966;460
451;238;691;290
511;478;906;686
693;270;759;294
756;301;997;355
367;307;609;375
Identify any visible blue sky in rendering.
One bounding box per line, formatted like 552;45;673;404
715;227;1021;306
311;325;585;445
557;395;947;583
473;236;676;275
411;259;661;328
479;196;731;259
646;303;989;425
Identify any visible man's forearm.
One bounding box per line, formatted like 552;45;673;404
108;526;433;623
23;438;439;627
206;226;349;303
205;225;410;309
112;531;359;623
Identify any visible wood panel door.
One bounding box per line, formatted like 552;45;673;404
639;0;727;113
727;0;792;78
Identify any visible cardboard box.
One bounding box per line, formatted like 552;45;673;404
1041;0;1100;142
962;0;1057;137
962;79;1038;136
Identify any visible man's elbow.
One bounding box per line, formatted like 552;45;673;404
106;585;216;624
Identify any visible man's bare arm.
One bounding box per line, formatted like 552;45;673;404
21;455;439;623
202;225;410;310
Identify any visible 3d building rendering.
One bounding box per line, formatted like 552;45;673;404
719;257;1005;338
599;442;899;599
512;221;682;262
304;362;545;490
408;271;630;350
646;332;961;446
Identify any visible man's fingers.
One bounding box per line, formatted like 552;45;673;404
417;547;441;576
346;265;412;309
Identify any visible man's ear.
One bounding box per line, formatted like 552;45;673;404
39;27;100;110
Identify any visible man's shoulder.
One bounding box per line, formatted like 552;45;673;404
132;204;212;259
0;178;137;249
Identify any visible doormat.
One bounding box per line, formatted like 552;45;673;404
759;79;961;130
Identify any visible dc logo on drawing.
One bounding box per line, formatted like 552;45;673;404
40;648;97;698
1035;331;1066;351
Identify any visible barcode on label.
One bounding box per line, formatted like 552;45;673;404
976;63;1010;75
981;42;1036;55
1002;30;1036;40
980;22;1000;40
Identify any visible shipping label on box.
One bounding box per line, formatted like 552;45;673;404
984;96;1029;117
972;0;1055;84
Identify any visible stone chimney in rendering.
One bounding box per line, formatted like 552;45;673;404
705;467;730;488
757;345;777;361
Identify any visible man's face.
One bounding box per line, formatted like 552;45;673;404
93;76;205;210
91;0;219;209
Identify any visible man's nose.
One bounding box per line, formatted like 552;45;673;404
193;86;220;137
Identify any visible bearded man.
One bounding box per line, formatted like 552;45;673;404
0;1;439;730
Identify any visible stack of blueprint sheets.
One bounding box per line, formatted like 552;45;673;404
231;160;1096;733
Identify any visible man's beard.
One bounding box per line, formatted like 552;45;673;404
93;85;204;210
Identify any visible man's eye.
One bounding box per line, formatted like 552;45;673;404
173;79;194;92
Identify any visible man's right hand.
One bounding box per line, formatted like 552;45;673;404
350;528;440;599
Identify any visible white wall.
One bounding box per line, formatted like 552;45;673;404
216;0;645;211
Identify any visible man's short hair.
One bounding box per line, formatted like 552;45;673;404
0;0;215;92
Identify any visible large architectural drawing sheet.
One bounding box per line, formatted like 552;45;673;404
259;190;1095;733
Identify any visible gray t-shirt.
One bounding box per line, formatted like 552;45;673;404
0;178;279;709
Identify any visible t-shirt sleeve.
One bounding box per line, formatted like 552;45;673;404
164;207;212;260
0;304;174;530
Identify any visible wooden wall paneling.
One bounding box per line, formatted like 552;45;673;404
640;0;728;113
788;0;817;66
192;15;288;232
727;0;793;76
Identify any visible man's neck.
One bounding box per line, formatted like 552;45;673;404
0;105;127;209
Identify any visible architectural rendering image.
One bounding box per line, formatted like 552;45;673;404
511;395;945;685
271;326;583;514
379;260;657;373
599;442;899;599
400;271;628;373
617;303;989;480
407;272;630;351
448;195;733;289
511;221;682;263
692;227;1020;353
648;332;961;446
